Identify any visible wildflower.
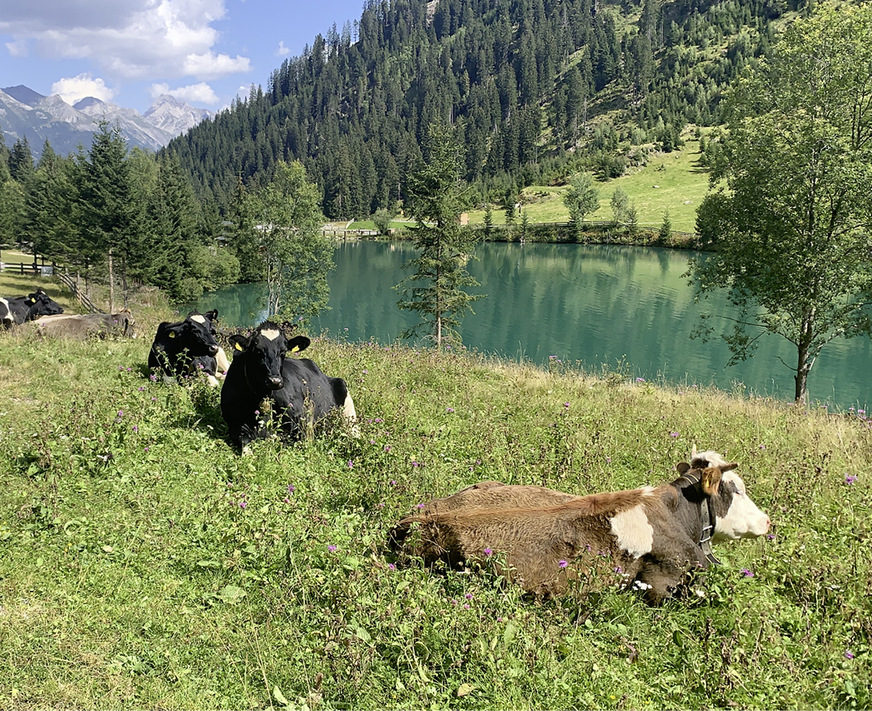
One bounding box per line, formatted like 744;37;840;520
464;592;473;600
446;407;455;413
614;566;623;574
328;544;337;553
388;563;396;571
549;355;556;360
287;484;296;494
740;568;754;577
239;501;247;510
374;417;383;423
348;460;354;468
564;402;570;408
411;460;419;467
767;534;776;540
390;480;397;486
558;559;568;568
845;473;858;485
416;503;425;509
670;432;679;438
138;386;145;391
117;410;124;418
483;548;493;557
844;650;855;660
384;445;392;452
132;425;138;434
463;603;470;609
636;377;646;383
283;497;290;504
859;409;866;415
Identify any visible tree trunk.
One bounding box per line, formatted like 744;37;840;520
108;250;115;314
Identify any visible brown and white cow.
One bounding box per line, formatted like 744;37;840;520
388;450;770;603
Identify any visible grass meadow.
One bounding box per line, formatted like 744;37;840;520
1;273;870;709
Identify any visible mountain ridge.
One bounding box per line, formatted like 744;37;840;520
0;86;213;156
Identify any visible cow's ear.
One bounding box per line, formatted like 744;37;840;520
229;334;250;352
701;466;722;496
722;462;738;473
205;309;218;322
287;335;311;353
676;462;691;475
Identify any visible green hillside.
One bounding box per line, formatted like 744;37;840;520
167;0;784;222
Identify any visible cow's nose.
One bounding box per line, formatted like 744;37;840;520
268;376;283;389
209;344;219;355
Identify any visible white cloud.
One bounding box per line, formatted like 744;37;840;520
150;81;219;105
0;0;251;81
276;40;291;58
50;74;116;103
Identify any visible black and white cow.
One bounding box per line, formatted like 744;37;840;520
0;288;64;329
389;449;770;604
220;321;358;449
148;311;222;384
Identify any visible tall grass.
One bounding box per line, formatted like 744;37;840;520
1;300;870;709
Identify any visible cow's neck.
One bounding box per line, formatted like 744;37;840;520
675;473;721;565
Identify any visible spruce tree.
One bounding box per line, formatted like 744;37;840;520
396;124;482;348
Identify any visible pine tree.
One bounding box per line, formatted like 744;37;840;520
396;124;482;348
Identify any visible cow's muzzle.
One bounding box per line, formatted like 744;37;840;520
268;376;283;390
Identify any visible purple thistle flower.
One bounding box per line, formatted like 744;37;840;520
416;503;425;509
411;461;419;467
388;563;396;571
132;425;138;433
670;432;679;438
740;568;754;578
239;501;247;510
463;603;470;609
117;410;123;418
636;377;646;383
558;559;568;568
564;402;570;408
348;460;354;468
464;592;473;600
844;650;855;660
446;407;455;413
384;445;391;452
483;548;493;557
614;566;623;574
287;484;295;494
328;544;337;553
845;473;858;485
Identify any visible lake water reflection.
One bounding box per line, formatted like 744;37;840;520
190;241;870;410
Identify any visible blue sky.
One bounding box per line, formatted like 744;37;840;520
0;0;367;113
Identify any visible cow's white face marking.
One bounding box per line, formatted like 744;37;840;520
261;328;280;341
190;314;206;324
714;471;770;541
610;504;654;558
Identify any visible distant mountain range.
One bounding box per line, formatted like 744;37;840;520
0;85;213;156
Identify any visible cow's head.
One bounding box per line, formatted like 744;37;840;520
683;449;771;541
27;289;64;318
165;312;220;356
229;321;311;392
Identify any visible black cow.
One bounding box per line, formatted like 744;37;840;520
1;289;64;328
148;311;221;383
220;321;359;449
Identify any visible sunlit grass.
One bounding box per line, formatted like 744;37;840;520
0;308;869;709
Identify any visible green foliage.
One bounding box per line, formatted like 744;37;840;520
563;172;599;239
688;2;872;404
372;208;395;236
396;125;482;348
254;160;332;324
1;317;871;709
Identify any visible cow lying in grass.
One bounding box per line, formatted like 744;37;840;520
389;450;770;603
148;311;224;385
220;321;359;449
1;288;64;329
26;311;136;339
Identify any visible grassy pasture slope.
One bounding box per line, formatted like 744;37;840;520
1;279;870;709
